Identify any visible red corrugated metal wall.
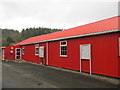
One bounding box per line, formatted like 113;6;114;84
48;33;119;78
4;45;21;60
22;43;46;63
4;32;119;78
118;33;120;77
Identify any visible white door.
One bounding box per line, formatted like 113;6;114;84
15;48;21;59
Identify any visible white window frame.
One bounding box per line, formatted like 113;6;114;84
22;46;24;55
118;37;120;56
60;41;67;57
35;44;39;55
15;48;21;60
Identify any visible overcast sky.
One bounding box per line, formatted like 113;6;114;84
0;0;119;32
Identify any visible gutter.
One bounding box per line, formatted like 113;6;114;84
21;29;119;46
1;47;6;49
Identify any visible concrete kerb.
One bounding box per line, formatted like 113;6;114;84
10;59;120;86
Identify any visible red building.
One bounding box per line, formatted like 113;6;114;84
2;16;120;78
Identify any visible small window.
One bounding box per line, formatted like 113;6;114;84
22;46;24;54
60;41;67;57
35;44;39;55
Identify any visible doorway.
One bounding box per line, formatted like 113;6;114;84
15;48;21;59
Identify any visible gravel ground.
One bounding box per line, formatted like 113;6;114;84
2;60;119;88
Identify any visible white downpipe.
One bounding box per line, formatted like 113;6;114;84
80;45;82;73
46;42;49;65
89;44;92;75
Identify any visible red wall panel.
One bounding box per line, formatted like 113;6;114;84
48;33;119;78
22;43;46;63
4;45;21;60
4;32;119;78
118;33;120;77
81;60;90;72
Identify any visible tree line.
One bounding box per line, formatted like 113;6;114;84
1;27;63;46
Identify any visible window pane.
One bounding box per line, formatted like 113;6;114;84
61;46;64;50
61;50;67;55
17;56;20;59
61;46;66;51
17;49;20;51
17;52;20;55
36;44;39;48
64;46;66;50
61;41;66;45
63;50;67;55
61;51;64;55
36;48;39;54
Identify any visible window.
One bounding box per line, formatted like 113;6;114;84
22;46;24;54
60;41;67;56
35;44;39;55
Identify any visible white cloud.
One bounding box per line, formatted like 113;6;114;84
0;0;119;31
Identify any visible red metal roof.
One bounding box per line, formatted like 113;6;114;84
15;16;119;45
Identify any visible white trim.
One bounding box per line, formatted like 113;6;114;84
60;40;67;46
80;44;92;75
46;42;49;65
60;41;67;57
80;45;82;73
21;29;119;45
35;54;39;56
22;46;24;55
89;44;92;75
1;47;5;49
35;44;39;56
15;48;22;60
60;55;67;57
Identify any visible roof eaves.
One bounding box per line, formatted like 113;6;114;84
21;29;119;46
1;46;6;48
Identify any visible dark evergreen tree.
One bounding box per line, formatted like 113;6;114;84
2;27;63;46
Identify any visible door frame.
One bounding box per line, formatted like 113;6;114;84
15;48;21;60
80;44;92;75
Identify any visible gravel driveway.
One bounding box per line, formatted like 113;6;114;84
2;60;118;88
